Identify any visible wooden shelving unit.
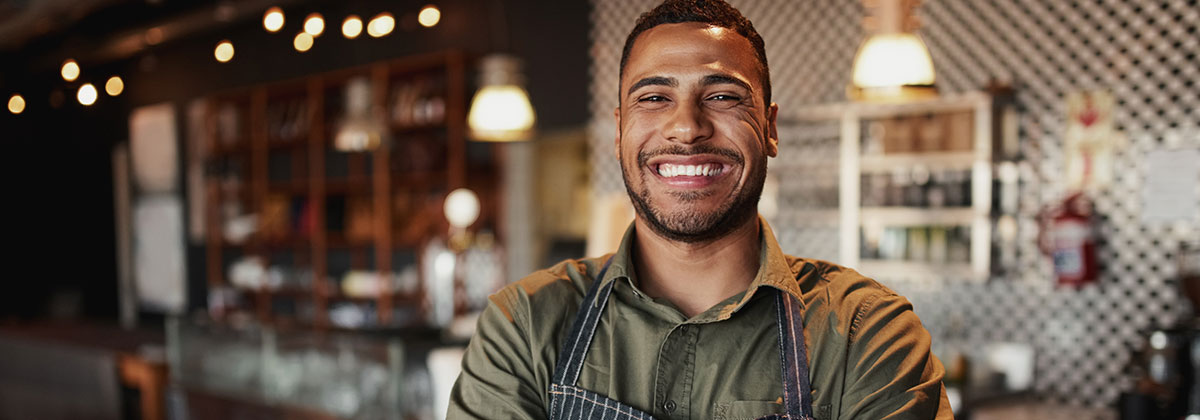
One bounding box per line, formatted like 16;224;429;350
792;91;1016;281
201;51;494;329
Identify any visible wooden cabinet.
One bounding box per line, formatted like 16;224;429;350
202;51;496;328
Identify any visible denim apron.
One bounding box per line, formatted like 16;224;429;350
547;259;815;420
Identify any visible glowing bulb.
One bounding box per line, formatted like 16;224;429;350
105;76;124;96
418;5;441;27
444;188;481;228
77;84;98;106
342;15;363;38
214;40;235;63
8;94;25;114
468;85;536;141
367;13;395;38
293;32;314;52
61;59;80;82
303;13;324;37
851;33;936;88
263;7;284;32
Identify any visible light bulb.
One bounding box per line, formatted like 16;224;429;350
77;84;98;106
105;76;124;96
61;59;80;82
8;94;25;114
304;13;324;37
342;15;363;38
214;40;235;63
293;32;313;52
851;33;935;88
444;188;481;228
367;13;395;37
418;5;441;27
468;85;536;141
263;7;285;32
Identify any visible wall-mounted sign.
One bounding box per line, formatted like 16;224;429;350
1063;91;1124;191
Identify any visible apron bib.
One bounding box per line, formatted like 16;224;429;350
547;259;815;420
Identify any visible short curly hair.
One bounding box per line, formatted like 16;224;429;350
619;0;771;105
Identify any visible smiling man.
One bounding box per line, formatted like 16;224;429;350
448;1;952;419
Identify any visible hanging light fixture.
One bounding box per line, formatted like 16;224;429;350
334;77;384;152
848;0;936;102
467;0;536;142
468;54;536;142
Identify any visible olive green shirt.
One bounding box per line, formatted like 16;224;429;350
448;220;952;419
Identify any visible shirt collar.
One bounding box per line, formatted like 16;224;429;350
598;216;807;317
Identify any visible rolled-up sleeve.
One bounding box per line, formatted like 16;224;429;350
839;292;953;419
447;287;545;419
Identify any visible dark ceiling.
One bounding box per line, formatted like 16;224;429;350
0;0;304;74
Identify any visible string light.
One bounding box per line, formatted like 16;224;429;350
214;40;235;62
418;5;441;28
263;7;285;32
367;13;395;38
61;59;80;82
342;15;363;39
293;32;314;52
7;94;24;114
105;76;124;96
77;84;98;106
304;13;325;37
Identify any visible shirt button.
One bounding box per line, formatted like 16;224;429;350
664;400;677;413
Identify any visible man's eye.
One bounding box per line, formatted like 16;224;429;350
638;95;669;103
708;94;741;102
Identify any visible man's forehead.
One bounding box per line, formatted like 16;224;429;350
622;22;761;88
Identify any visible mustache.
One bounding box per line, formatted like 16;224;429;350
637;144;744;168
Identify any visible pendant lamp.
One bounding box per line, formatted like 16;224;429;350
467;54;536;142
848;0;937;102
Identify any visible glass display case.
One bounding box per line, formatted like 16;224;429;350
166;317;451;420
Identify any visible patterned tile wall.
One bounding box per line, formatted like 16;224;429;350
588;0;1200;409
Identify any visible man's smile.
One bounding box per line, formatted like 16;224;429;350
646;155;735;189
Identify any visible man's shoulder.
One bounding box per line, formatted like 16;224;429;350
784;255;903;308
487;255;606;321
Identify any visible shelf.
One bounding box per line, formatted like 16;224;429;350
208;143;249;159
324;177;372;194
859;151;976;172
394;170;448;188
322;172;447;194
784;91;990;121
267;180;308;194
327;291;423;304
856;259;974;279
267;136;307;149
860;207;975;226
202;50;485;331
389;122;446;135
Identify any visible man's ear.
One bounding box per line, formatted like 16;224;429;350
613;106;622;160
765;102;779;158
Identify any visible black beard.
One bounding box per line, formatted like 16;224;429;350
621;143;766;243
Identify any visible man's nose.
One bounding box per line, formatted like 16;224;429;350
661;100;713;144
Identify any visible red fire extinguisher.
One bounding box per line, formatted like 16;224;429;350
1038;191;1098;287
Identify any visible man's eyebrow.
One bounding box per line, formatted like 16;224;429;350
627;76;676;97
701;74;752;91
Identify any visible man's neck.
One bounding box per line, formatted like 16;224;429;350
631;216;762;318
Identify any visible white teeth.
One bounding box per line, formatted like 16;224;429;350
657;163;723;178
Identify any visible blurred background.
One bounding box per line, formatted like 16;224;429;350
1;0;1198;419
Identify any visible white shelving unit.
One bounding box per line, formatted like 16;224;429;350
789;92;999;280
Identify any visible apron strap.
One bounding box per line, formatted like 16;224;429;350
551;257;615;386
775;290;815;419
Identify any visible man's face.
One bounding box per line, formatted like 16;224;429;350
616;22;778;243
